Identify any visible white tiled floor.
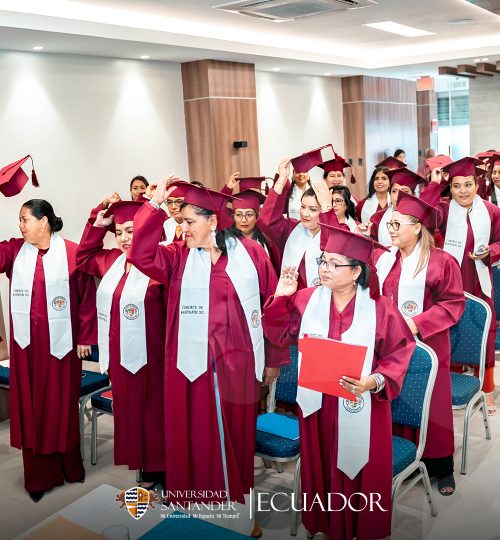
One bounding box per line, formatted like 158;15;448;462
1;361;499;540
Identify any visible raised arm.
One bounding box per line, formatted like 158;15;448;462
0;239;17;276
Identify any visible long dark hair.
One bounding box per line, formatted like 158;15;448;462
180;203;241;256
129;175;149;189
367;166;390;198
285;177;313;213
228;210;270;250
331;186;356;219
22;199;63;232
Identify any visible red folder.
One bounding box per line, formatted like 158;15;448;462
101;389;113;401
298;335;367;402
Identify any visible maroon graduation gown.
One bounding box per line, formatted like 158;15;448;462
76;224;166;472
369;207;390;244
258;185;344;291
128;202;289;504
421;182;500;368
355;197;388;223
376;248;465;458
0;238;97;454
263;289;415;540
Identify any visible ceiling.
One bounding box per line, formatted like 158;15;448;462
1;0;500;79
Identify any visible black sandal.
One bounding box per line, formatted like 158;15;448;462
438;474;455;496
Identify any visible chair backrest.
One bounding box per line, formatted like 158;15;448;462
493;264;500;321
449;292;491;386
391;341;438;461
268;345;298;411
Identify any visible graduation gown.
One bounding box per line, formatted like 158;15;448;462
376;248;465;458
127;202;289;504
355;196;389;223
76;224;166;471
0;238;97;454
369;207;392;246
263;289;415;540
258;185;343;291
421;182;500;368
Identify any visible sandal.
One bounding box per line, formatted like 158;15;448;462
438;474;455;496
485;392;496;416
251;524;262;538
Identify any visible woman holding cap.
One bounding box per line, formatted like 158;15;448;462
286;170;311;220
259;158;343;291
0;199;96;502
76;199;166;489
422;156;500;414
128;178;288;537
129;175;149;201
376;191;465;495
263;225;415;540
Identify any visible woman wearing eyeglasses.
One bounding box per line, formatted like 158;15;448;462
258;158;344;291
330;186;358;231
421;157;500;415
376;192;465;496
263;225;415;540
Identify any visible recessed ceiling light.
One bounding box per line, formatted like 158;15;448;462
32;45;44;51
481;57;489;62
363;21;435;37
140;55;150;59
474;58;481;62
272;67;281;72
324;72;332;76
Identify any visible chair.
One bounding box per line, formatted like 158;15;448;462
79;345;111;459
492;264;500;350
391;341;439;525
90;388;114;465
0;364;9;389
450;292;492;474
255;344;300;536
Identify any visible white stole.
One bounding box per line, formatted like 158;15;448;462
377;206;394;247
96;254;150;374
494;185;500;207
177;238;265;382
288;184;303;220
11;234;72;359
282;223;321;287
163;217;182;245
345;216;357;232
361;193;390;223
377;243;428;318
296;285;376;479
444;196;492;296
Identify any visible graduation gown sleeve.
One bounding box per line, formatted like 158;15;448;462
76;222;122;279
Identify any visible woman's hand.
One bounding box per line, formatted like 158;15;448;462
102;192;121;209
468;246;490;261
153;175;182;205
275;265;298;297
430;168;448;184
77;344;92;359
312;182;333;212
406;318;419;336
274;158;291;194
262;367;280;386
145;183;157;199
227;172;240;190
355;222;372;237
339;375;377;397
94;209;114;228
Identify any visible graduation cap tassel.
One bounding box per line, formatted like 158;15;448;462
433;228;444;250
28;155;39;187
350;173;356;185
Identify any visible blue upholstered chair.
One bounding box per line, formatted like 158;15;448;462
492;264;500;350
90;387;114;466
391;341;439;524
450;292;492;474
79;345;111;459
0;365;9;389
255;344;300;536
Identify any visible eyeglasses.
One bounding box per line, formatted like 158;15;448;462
234;212;256;220
316;257;357;272
386;221;416;231
332;198;346;205
166;198;184;207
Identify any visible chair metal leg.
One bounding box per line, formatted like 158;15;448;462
290;458;301;536
91;409;98;466
137;470;142;483
79;401;85;459
461;402;472;475
275;462;284;473
419;463;438;517
481;393;492;440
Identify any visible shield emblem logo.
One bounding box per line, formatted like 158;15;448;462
124;487;150;520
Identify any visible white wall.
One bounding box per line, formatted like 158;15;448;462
469;77;500;154
256;71;344;182
0;50;188;340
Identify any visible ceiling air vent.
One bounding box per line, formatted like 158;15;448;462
465;1;500;15
214;0;377;22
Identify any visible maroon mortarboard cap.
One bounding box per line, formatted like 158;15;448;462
441;157;483;180
232;189;266;212
0;155;39;197
320;156;349;174
170;181;234;219
395;191;437;230
386;168;425;192
104;201;144;224
426;155;452;172
474;151;494;162
488;153;500;169
375;156;407;170
291;144;333;173
238;177;266;191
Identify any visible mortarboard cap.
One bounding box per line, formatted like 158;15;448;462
238;177;266;192
291;144;333;173
104;201;144;224
395;191;437;230
375;156;407;170
0;155;39;197
441;157;483;180
488;153;500;169
232;189;266;212
319;152;356;184
386;168;425;192
425;155;453;172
